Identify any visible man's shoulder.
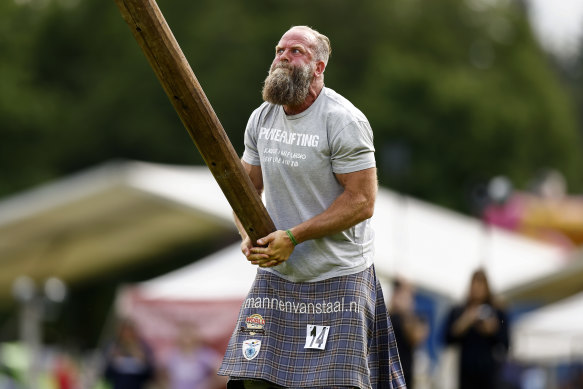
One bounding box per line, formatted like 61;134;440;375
246;102;280;132
251;101;279;118
321;87;367;122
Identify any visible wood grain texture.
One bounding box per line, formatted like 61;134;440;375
114;0;275;243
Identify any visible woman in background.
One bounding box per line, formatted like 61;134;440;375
103;320;155;389
444;269;510;389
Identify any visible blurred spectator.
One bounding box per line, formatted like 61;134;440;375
103;319;155;389
444;268;509;389
389;277;429;389
160;323;226;389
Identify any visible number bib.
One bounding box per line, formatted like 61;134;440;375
304;325;330;350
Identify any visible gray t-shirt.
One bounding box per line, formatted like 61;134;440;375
242;87;376;282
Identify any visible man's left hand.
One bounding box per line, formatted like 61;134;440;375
247;230;295;267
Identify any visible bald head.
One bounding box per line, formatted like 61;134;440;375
285;26;332;66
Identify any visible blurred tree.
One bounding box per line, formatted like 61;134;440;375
352;0;583;211
0;0;61;195
552;40;583;162
0;0;581;214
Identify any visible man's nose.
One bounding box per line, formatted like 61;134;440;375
279;49;291;62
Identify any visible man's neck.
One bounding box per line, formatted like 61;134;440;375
283;83;324;115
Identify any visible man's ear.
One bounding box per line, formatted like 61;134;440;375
314;60;326;78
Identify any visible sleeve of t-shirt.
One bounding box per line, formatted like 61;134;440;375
242;110;261;166
330;120;376;174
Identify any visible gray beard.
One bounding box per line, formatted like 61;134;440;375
262;62;314;107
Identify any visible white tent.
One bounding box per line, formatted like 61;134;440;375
0;160;238;300
370;191;566;301
511;291;583;363
132;244;256;301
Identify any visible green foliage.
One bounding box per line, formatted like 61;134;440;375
1;0;581;213
352;0;583;210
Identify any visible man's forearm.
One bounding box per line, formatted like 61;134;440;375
290;189;375;244
290;168;377;245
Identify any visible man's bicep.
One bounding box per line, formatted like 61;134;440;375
335;168;377;199
242;160;264;194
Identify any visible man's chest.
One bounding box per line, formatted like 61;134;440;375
255;120;330;171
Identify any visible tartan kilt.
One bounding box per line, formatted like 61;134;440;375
218;264;406;389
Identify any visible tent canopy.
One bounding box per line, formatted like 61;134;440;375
512;290;583;362
0;161;237;304
502;251;583;305
370;191;567;301
135;244;257;301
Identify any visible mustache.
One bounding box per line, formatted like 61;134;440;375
271;62;294;73
262;60;313;106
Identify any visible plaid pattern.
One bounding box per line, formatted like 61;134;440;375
218;265;406;389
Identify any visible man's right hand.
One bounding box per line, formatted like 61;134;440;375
241;230;295;268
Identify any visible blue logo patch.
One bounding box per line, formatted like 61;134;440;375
242;339;261;361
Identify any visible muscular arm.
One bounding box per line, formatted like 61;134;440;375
248;167;378;267
291;167;377;242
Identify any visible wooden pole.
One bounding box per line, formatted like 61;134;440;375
113;0;275;243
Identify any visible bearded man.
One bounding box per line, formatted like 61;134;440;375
218;26;406;389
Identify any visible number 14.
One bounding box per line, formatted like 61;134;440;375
304;325;330;350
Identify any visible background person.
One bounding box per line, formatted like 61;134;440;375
160;324;226;389
444;268;509;389
103;320;155;389
389;277;429;389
